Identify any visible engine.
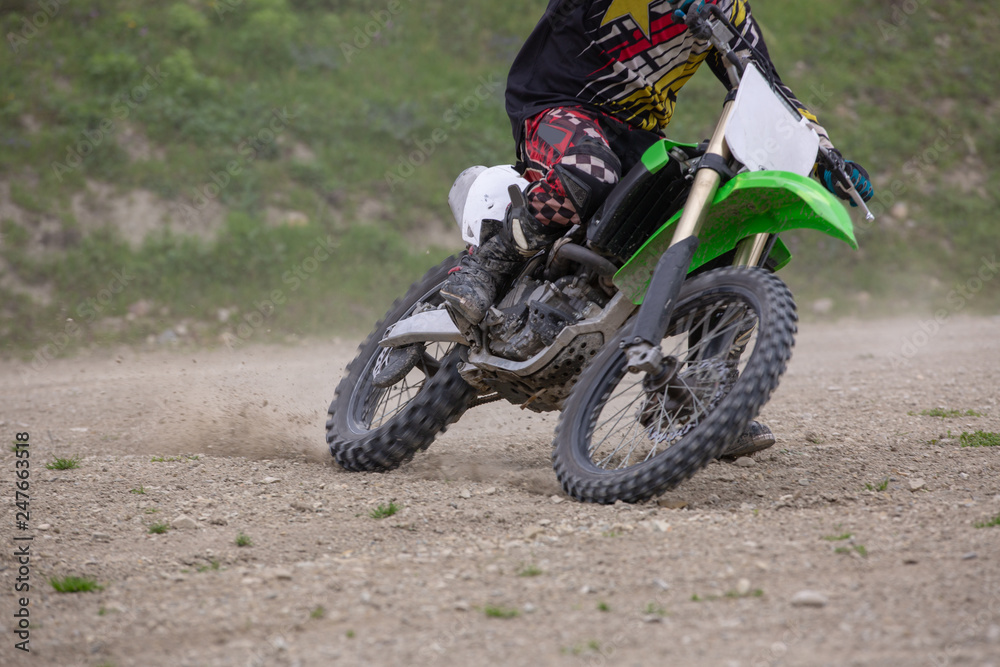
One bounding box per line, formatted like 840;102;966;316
487;272;609;362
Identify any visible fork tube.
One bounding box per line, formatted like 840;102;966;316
669;99;737;247
733;233;770;267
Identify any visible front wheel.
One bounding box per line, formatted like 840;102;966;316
552;267;797;503
326;255;477;472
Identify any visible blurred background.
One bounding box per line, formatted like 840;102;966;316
1;0;997;356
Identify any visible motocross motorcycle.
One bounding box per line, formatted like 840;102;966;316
326;4;874;504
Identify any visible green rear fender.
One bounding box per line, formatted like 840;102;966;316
613;170;857;304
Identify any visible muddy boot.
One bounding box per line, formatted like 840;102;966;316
720;421;776;458
440;231;525;326
442;189;563;326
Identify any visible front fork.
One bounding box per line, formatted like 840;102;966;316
623;96;762;374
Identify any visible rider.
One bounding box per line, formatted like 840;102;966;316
441;0;874;457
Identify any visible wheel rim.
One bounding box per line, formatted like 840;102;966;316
347;285;456;434
586;291;760;471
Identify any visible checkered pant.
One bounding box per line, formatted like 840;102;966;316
521;107;621;228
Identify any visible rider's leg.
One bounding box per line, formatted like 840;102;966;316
441;107;622;325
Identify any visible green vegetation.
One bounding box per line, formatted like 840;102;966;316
129;485;147;494
645;602;669;615
483;605;519;619
596;601;610;612
50;576;103;593
910;408;983;418
959;431;1000;448
822;532;853;541
346;629;355;639
974;514;1000;529
197;560;221;573
866;478;890;492
2;0;998;355
310;605;325;620
517;564;543;577
835;544;868;557
564;640;602;656
45;456;80;470
369;502;399;519
235;532;253;547
148;522;169;534
726;588;765;599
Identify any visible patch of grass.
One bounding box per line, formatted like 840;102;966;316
45;456;80;470
865;478;889;492
235;532;253;547
726;588;765;599
129;485;147;494
517;564;543;577
959;431;1000;448
310;605;325;620
150;456;183;462
822;532;853;541
50;576;103;593
835;544;868;557
910;408;983;418
601;529;623;538
148;522;169;534
484;605;519;619
144;508;159;514
346;629;355;639
369;502;399;520
197;560;221;573
564;640;602;656
597;601;610;612
646;602;668;615
974;514;1000;529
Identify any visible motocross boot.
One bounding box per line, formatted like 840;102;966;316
720;421;776;458
439;231;525;326
441;191;562;326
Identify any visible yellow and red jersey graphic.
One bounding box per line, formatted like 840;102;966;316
506;0;825;146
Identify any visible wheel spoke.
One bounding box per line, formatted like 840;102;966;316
586;289;762;472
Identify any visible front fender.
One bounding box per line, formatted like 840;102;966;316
613;170;857;304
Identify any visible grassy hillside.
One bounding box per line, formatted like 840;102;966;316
1;0;997;355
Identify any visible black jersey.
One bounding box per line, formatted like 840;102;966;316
505;0;827;149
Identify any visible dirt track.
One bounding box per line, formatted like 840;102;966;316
2;317;999;667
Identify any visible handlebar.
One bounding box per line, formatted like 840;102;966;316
673;2;876;222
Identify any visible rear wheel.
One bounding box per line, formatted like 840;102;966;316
326;256;477;472
552;267;797;503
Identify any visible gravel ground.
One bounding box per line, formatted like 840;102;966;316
2;316;999;667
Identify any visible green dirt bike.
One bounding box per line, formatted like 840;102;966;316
326;5;873;503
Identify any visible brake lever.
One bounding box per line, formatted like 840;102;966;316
818;146;875;221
